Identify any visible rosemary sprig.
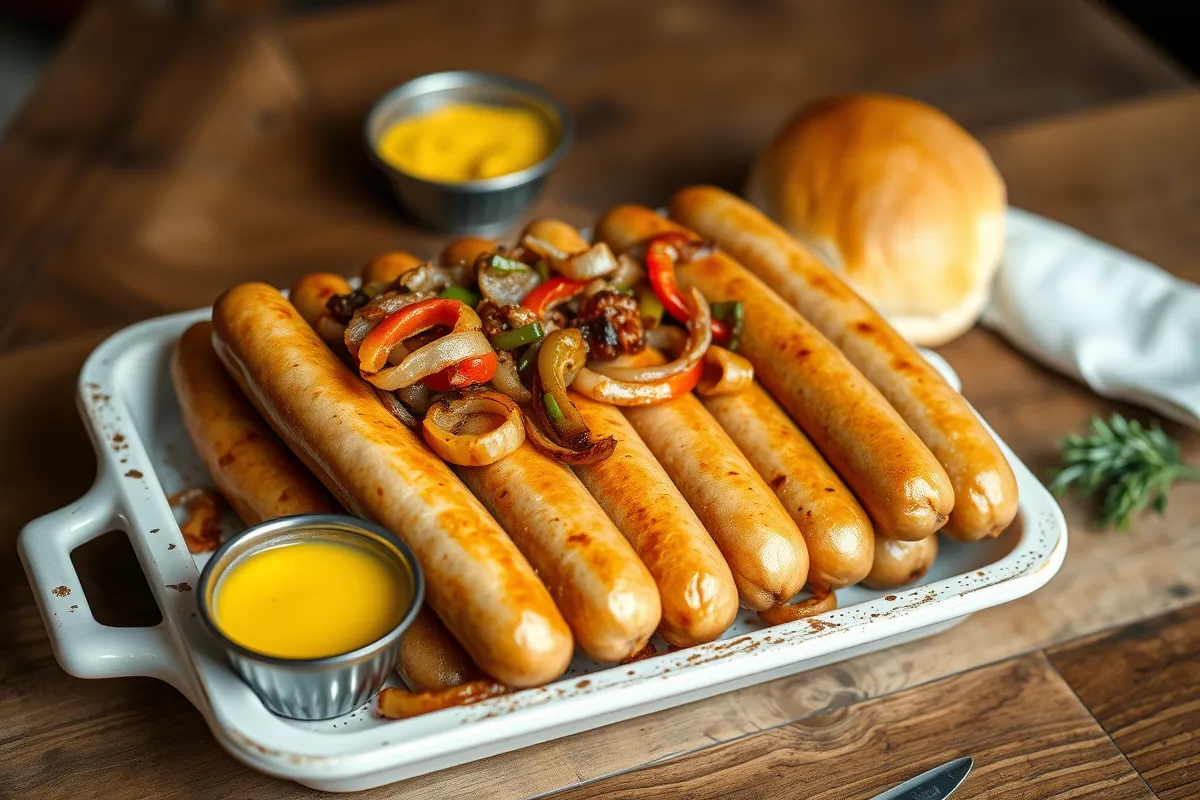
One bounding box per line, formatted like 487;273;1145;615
1048;414;1200;531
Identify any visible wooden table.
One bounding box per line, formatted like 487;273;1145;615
2;2;1197;797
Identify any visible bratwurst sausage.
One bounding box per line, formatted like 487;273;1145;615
701;381;874;592
174;319;477;691
670;186;1018;541
211;283;573;688
458;442;662;663
171;320;340;523
595;345;809;610
569;392;739;645
596;207;953;541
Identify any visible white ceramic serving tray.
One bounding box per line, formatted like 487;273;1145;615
20;307;1067;793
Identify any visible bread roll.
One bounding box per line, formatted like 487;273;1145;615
746;93;1005;346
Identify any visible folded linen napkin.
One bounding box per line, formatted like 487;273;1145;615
982;208;1200;429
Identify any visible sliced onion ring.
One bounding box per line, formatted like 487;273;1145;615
757;591;838;626
696;346;755;396
376;388;418;428
644;324;686;353
522;236;619;282
345;291;434;354
571;359;702;407
422;390;524;466
365;330;492;391
520;234;569;262
490;350;532;404
523;411;613;465
589;288;711;382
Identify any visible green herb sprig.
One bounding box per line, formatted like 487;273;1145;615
1049;414;1200;531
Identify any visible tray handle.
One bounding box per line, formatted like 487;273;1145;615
18;473;189;689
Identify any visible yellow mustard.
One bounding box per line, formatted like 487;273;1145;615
376;102;554;183
215;540;408;659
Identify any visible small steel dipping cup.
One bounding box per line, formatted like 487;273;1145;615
197;515;424;721
365;70;573;235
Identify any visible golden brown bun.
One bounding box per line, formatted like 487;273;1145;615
746;94;1005;346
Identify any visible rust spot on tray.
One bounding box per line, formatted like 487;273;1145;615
165;582;193;592
125;469;144;479
51;586;70;597
575;679;591;689
167;543;176;550
885;595;897;601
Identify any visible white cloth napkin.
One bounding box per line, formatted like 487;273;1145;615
982;208;1200;429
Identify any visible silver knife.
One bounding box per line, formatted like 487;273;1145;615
867;757;973;800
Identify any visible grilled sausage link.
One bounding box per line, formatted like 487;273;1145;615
570;392;739;645
171;320;340;523
211;283;573;688
701;381;874;591
458;442;662;663
670;186;1018;541
597;206;954;541
174;319;476;691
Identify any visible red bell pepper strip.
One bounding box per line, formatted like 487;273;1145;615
358;298;494;389
358;298;477;373
644;232;730;344
521;276;587;318
421;351;498;392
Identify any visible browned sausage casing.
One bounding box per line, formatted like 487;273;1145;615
701;381;874;592
212;283;573;688
863;535;938;590
596;207;953;541
600;348;808;610
670;186;1019;541
458;442;661;663
174;319;475;691
171;321;341;523
569;392;739;646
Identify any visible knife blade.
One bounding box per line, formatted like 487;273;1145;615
867;757;973;800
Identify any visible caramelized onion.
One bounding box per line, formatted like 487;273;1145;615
523;235;620;282
365;331;492;391
757;592;838;626
345;291;434;354
422;390;525;466
377;680;508;719
523;412;612;465
572;363;700;406
376;388;418;428
609;253;645;289
531;330;616;463
490;350;533;404
696;346;755;396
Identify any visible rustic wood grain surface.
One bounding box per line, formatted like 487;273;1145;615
1049;605;1200;800
0;1;1197;798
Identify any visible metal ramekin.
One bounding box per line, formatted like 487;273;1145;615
365;70;573;235
197;514;424;721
